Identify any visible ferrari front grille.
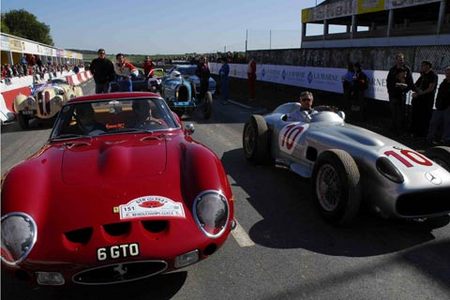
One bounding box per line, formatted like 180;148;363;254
72;260;168;285
396;187;450;216
141;220;168;233
103;222;131;237
64;227;93;244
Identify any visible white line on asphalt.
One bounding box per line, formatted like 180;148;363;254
232;220;255;247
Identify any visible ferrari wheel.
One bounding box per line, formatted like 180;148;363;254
242;115;270;164
202;92;213;119
17;112;30;129
425;146;450;172
312;149;361;225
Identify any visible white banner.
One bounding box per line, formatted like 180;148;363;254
387;0;441;9
1;35;10;51
210;62;445;102
23;41;39;55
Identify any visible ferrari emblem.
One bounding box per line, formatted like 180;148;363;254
113;207;119;213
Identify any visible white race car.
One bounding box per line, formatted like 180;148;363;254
243;102;450;225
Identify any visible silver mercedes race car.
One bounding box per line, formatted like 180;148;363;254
243;102;450;225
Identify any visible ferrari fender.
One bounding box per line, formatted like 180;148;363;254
180;143;232;206
1;148;58;227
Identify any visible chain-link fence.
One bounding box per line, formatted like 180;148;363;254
247;45;450;72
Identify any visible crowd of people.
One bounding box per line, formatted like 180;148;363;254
340;53;449;146
4;48;448;146
1;54;84;84
385;53;449;146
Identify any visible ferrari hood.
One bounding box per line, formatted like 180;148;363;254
62;137;167;185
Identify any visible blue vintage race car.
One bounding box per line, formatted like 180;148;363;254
160;66;213;119
165;65;216;95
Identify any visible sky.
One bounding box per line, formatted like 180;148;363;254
1;0;325;55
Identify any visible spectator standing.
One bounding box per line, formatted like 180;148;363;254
219;57;230;104
247;58;257;101
90;49;115;94
386;53;414;136
73;64;80;74
427;66;450;145
410;61;438;138
143;56;155;77
342;62;354;111
114;53;138;92
352;63;369;120
195;56;210;100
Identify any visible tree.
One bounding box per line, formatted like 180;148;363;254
2;9;53;46
1;19;10;34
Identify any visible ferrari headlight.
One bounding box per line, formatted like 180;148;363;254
193;191;229;238
376;157;404;183
1;212;37;265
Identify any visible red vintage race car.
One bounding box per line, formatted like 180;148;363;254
1;92;235;285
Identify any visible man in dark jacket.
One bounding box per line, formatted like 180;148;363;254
386;53;415;136
410;60;438;138
427;66;450;145
352;62;369;121
90;49;115;94
195;56;210;100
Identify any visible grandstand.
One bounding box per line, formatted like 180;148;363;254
301;0;449;48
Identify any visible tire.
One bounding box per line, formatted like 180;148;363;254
17;112;30;129
312;149;361;225
242;115;270;164
203;92;213;119
425;146;450;172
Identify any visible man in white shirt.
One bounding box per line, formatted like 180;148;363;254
287;91;315;121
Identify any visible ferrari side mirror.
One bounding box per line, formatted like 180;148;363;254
185;123;195;135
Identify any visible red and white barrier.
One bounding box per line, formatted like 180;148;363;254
1;68;93;120
0;94;15;123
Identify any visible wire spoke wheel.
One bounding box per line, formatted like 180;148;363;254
316;164;341;212
312;149;361;225
242;115;270;164
243;123;256;156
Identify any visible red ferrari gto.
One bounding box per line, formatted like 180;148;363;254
1;92;235;285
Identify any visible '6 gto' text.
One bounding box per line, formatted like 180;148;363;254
97;243;140;261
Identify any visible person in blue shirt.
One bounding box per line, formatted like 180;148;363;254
342;62;354;111
219;57;230;104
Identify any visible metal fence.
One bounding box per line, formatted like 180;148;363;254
247;45;450;72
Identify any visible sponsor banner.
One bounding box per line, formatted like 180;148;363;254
301;8;313;23
23;41;39;55
9;38;23;52
387;0;440;9
357;0;385;14
40;46;53;56
56;49;64;57
1;35;10;51
301;0;355;22
210;62;445;102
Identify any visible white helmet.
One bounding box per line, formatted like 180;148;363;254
170;70;181;79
